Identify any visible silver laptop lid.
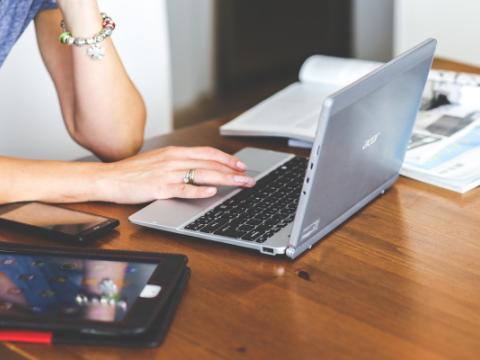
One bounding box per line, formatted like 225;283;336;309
288;39;437;256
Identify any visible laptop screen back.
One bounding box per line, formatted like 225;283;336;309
289;39;436;252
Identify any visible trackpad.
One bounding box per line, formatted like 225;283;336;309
246;170;261;179
130;184;246;229
235;147;291;174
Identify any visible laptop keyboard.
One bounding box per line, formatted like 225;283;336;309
184;156;308;243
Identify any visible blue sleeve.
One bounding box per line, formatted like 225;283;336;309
40;0;58;10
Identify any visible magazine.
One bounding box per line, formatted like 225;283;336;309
220;55;480;193
402;104;480;193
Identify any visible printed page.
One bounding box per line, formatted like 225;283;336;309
402;120;480;193
299;55;382;87
407;104;480;163
220;82;338;142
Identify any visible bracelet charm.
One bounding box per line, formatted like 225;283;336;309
59;13;116;60
87;44;106;60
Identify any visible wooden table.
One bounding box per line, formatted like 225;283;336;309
2;60;480;359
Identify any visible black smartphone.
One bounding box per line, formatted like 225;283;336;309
0;242;188;337
0;202;119;243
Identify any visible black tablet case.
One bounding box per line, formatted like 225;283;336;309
0;242;191;348
52;266;191;348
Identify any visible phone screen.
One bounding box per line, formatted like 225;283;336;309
0;203;109;235
0;253;157;323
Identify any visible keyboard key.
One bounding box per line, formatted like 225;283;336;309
199;219;228;233
241;230;263;241
237;224;255;232
246;218;263;226
214;225;246;238
184;222;208;231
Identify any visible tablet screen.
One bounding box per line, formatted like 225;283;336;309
0;254;157;323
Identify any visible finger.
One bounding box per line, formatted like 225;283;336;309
161;159;240;174
165;146;247;171
167;184;218;199
171;169;256;187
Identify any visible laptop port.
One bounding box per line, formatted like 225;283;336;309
261;247;275;255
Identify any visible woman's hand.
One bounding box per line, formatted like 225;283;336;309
0;147;254;205
96;146;256;204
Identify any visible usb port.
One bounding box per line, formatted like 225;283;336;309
261;247;275;255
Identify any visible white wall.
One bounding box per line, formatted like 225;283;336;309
0;0;172;160
353;0;394;61
166;0;215;110
394;0;480;66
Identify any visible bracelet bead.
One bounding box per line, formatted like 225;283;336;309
103;18;116;30
59;31;71;44
74;38;86;47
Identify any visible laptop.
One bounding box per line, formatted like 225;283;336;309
130;39;437;259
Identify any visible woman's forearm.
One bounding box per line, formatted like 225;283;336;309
0;157;103;204
60;0;146;159
50;1;146;161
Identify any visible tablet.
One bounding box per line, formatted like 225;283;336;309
0;243;187;336
54;267;191;347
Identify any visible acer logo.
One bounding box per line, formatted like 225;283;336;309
362;132;381;150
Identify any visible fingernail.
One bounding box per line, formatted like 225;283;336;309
234;176;256;186
236;161;247;170
206;187;217;195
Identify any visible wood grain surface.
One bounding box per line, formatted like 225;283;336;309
1;60;480;359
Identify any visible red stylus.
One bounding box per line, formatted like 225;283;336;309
0;330;53;344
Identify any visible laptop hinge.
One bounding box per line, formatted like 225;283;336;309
285;246;296;259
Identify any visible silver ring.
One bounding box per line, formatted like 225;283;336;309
183;169;196;185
